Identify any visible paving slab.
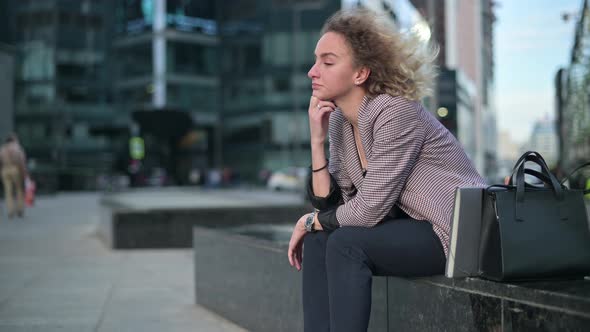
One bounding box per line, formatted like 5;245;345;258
0;191;248;332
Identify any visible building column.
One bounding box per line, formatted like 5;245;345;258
445;0;457;69
473;0;485;173
153;0;166;108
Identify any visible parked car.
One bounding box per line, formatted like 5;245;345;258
267;167;308;192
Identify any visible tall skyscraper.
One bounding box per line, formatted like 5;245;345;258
410;0;497;180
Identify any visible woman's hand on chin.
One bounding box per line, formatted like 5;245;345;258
308;96;336;145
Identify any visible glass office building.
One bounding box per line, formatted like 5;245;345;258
558;0;590;175
113;0;432;181
7;0;432;186
112;0;343;181
7;0;117;190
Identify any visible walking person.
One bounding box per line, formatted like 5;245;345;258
287;9;487;332
0;134;28;219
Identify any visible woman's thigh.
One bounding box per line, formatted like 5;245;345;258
326;218;446;277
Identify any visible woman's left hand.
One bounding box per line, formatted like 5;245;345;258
288;214;310;271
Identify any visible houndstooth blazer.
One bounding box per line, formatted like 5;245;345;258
311;94;487;257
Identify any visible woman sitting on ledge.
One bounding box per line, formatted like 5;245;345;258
287;8;487;332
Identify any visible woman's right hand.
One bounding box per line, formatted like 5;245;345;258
288;213;310;271
308;96;336;145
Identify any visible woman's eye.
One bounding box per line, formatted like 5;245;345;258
324;63;333;66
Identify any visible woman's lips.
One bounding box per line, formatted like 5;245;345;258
311;83;322;89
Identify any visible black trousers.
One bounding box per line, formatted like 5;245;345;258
302;217;446;332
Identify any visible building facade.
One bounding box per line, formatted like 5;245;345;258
7;0;117;190
112;0;430;181
557;0;590;179
0;44;15;142
528;118;559;169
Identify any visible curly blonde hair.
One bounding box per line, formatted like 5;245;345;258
321;8;438;101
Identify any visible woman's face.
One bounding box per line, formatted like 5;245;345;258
308;32;359;101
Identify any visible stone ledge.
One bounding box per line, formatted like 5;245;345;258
388;276;590;331
98;189;310;249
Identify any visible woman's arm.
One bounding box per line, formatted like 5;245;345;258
310;141;330;196
308;97;336;197
306;171;342;209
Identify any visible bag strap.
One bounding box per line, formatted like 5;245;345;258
511;151;547;175
513;154;567;222
560;161;590;195
523;168;553;186
509;151;552;185
512;154;563;201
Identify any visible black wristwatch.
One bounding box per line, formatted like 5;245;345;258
304;211;317;233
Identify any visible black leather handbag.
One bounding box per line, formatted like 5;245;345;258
478;151;590;281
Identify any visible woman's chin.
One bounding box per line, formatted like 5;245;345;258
311;90;332;101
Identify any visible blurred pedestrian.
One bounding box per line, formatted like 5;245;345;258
287;9;487;332
0;133;28;219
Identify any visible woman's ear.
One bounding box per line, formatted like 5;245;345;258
354;66;370;85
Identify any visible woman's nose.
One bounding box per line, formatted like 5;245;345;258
308;63;318;79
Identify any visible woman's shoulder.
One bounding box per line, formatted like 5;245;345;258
367;94;420;111
361;94;422;124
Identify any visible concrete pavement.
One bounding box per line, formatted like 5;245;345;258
0;192;248;332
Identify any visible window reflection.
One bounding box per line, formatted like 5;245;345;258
167;83;217;110
117;43;152;78
167;41;217;76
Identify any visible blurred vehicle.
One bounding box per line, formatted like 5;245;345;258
267;167;308;192
147;167;169;186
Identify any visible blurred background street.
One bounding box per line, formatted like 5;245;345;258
0;0;587;192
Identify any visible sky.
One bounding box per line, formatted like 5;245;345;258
494;0;581;144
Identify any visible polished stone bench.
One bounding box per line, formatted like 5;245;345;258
387;276;590;331
98;188;310;249
193;225;590;332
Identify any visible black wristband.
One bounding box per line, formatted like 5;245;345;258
312;162;328;173
317;207;340;231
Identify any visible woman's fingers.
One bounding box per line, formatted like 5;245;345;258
288;244;301;270
309;96;319;110
311;104;336;123
296;244;303;270
317;100;336;110
309;97;336;115
293;245;301;271
288;216;308;271
288;228;299;268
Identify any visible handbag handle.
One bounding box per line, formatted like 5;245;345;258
560;161;590;195
514;154;568;221
523;168;553;186
515;154;563;201
510;151;547;175
509;151;554;186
